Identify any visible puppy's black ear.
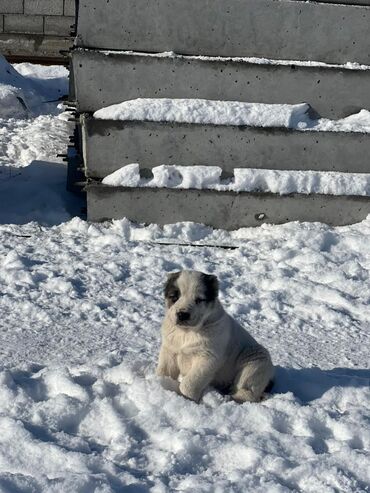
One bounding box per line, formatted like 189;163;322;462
202;273;219;301
164;272;180;298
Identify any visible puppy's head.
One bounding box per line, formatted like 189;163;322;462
164;270;219;329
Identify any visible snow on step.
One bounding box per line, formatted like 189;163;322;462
100;49;370;71
102;164;370;197
94;98;370;133
94;99;312;129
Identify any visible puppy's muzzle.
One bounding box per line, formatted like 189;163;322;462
177;310;191;324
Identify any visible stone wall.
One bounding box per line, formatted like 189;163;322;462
0;0;75;62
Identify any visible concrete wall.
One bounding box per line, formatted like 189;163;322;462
72;49;370;119
87;185;370;229
82;118;370;179
71;0;370;228
76;0;370;65
0;0;75;60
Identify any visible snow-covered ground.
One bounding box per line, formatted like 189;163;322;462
0;57;81;225
0;57;369;493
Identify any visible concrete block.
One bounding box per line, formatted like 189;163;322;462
0;15;3;32
4;14;43;34
316;0;370;4
0;0;24;14
75;0;370;65
72;50;370;119
25;0;63;15
0;33;72;61
44;15;74;36
87;185;370;229
82;118;370;179
64;0;75;16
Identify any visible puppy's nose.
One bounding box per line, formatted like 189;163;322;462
177;311;190;323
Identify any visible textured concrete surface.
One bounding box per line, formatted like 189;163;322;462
0;0;75;59
75;0;370;65
82;118;370;179
44;15;73;36
87;185;370;228
63;0;75;16
0;33;71;61
0;0;24;13
4;14;43;33
72;50;370;119
24;0;63;16
316;0;370;4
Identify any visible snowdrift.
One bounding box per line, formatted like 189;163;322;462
0;55;68;119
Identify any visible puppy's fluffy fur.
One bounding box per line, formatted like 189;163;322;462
157;270;274;403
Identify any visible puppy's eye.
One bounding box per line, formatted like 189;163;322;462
195;298;206;304
169;292;179;302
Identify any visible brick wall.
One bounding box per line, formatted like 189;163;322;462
0;0;75;61
0;0;75;36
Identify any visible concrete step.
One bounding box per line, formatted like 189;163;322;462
71;49;370;119
87;184;370;229
82;117;370;180
317;0;370;4
75;0;370;65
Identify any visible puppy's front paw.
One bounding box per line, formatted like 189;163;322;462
156;365;167;377
158;376;180;394
179;381;202;403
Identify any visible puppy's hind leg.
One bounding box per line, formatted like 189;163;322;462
231;352;274;403
232;388;260;403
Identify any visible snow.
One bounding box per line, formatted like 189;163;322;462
1;60;370;492
1;217;370;492
94;97;370;134
97;48;370;71
94;99;312;129
0;84;29;119
0;55;81;226
102;162;142;187
310;109;370;133
0;55;68;118
102;164;370;196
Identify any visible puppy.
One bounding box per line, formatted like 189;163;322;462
156;270;274;403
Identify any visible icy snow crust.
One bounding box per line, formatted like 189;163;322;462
102;163;370;196
0;60;370;492
94;98;370;134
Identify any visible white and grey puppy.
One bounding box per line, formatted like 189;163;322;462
157;270;274;403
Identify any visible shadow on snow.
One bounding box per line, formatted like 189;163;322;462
272;366;370;403
0;160;84;226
